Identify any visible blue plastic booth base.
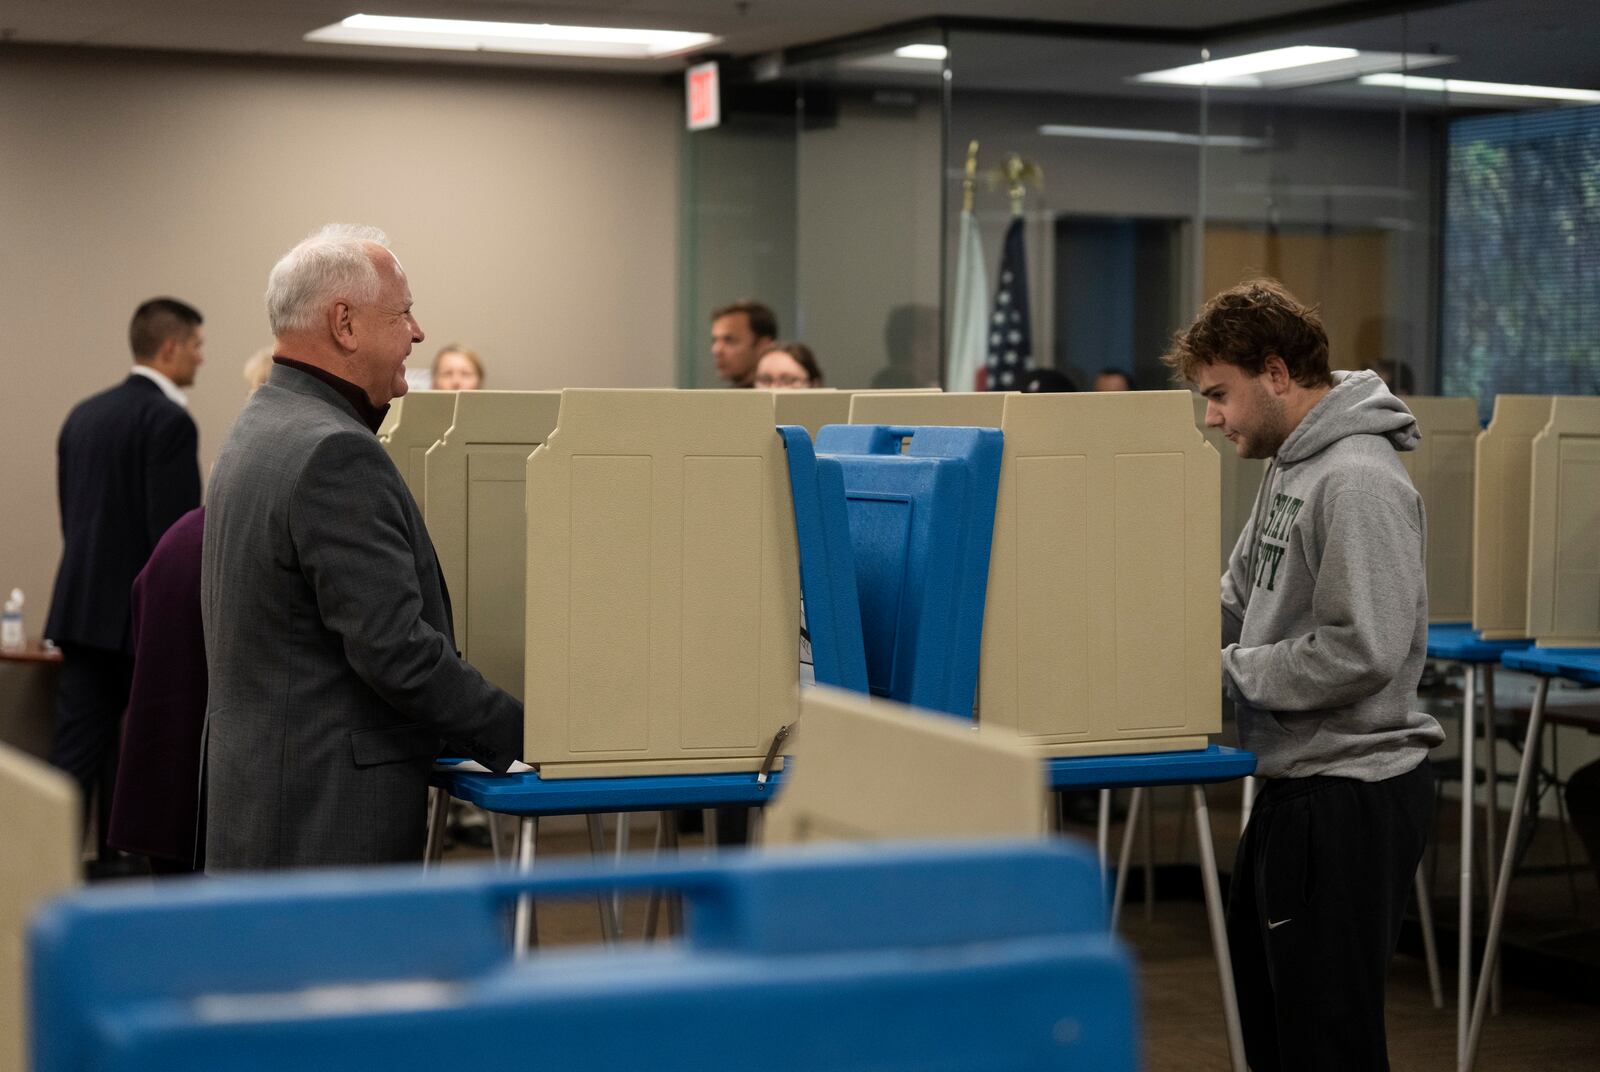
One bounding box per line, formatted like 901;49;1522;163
433;765;781;817
1426;622;1531;663
1047;745;1256;791
30;841;1139;1072
1501;646;1600;684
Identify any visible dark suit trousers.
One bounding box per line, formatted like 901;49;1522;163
1226;762;1435;1072
50;643;134;853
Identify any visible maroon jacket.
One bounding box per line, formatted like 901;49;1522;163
108;506;206;868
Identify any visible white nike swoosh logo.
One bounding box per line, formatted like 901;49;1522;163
1268;918;1293;930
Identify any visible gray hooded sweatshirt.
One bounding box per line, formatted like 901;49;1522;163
1223;369;1445;781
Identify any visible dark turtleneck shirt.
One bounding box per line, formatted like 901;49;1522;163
271;357;390;433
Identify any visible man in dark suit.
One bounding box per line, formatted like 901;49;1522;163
45;297;205;865
202;224;521;870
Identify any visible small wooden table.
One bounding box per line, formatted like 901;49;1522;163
0;639;62;760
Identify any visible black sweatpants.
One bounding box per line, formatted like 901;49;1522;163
1227;762;1435;1072
48;643;135;856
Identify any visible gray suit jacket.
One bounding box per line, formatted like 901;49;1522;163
201;364;521;870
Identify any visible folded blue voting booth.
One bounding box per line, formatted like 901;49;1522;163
31;841;1136;1072
780;424;1003;719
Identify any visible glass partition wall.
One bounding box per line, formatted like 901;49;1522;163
678;28;947;389
679;1;1586;394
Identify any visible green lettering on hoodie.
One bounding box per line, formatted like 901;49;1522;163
1250;493;1303;591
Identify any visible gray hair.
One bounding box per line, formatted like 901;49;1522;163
265;223;390;335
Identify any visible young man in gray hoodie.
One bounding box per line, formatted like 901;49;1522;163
1166;279;1444;1072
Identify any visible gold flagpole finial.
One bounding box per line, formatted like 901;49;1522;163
987;153;1043;216
962;139;980;215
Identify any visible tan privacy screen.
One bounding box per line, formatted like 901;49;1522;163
524;390;799;777
377;390;458;509
851;391;1220;756
758;388;940;438
424;391;562;699
763;686;1045;846
1191;393;1269;574
1526;396;1600;647
0;744;76;1072
773;390;854;438
1473;396;1554;640
1399;397;1479;624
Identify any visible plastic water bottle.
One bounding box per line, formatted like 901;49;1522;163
1;589;23;652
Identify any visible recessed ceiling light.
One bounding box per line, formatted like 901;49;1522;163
1038;124;1271;149
305;14;718;59
1135;48;1454;90
1359;73;1600;103
1135;46;1360;87
893;44;948;61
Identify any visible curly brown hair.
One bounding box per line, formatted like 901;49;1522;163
1162;279;1332;388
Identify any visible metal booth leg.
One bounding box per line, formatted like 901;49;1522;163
586;813;622;942
612;814;631;930
1464;676;1549;1072
1240;774;1257;834
644;811;680;941
1143;787;1157;924
512;816;540;958
1457;663;1478;1064
423;787;449;869
1191;785;1247;1072
1480;664;1503;1015
1415;865;1444;1009
1096;789;1112;906
486;805;503;863
1110;787;1145;932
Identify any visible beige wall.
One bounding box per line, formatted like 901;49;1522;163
0;47;679;637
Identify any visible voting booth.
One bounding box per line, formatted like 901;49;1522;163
764;685;1046;845
1191;393;1269;574
1472;396;1554;640
424;391;562;699
1526;396;1600;647
377;390;458;508
524;390;799;777
849;391;1221;757
2;744;77;1072
1399;396;1479;624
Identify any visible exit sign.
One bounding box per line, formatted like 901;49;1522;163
687;62;720;131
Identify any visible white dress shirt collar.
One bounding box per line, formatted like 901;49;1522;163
130;364;188;408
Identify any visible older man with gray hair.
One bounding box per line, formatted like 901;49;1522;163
201;224;522;871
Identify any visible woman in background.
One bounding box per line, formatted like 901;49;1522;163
431;344;485;390
753;341;824;389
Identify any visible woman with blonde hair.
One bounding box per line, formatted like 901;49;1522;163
431;344;484;390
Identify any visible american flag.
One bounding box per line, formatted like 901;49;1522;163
985;217;1032;390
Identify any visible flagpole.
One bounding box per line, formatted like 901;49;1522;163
946;141;989;393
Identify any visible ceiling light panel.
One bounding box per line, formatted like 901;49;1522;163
305;14;718;59
1359;73;1600;103
1038;124;1271;149
1134;46;1359;87
1132;47;1454;91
